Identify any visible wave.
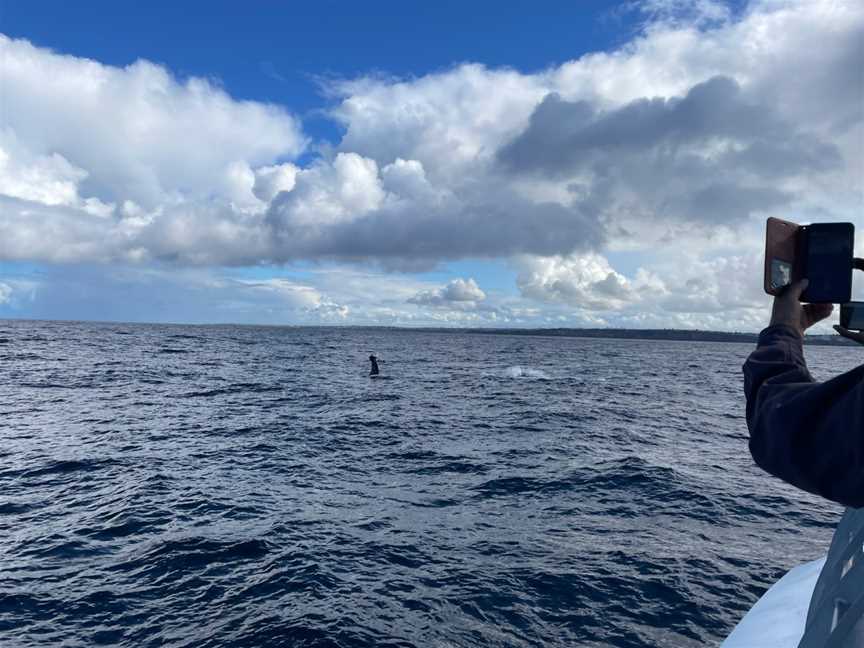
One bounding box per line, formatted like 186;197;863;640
181;383;284;398
111;537;272;576
20;458;120;479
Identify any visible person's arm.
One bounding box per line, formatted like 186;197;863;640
744;280;864;508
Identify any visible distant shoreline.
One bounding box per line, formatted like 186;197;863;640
451;327;853;347
2;318;855;346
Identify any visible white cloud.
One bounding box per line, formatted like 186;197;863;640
441;278;486;302
514;246;781;331
408;278;486;308
252;163;298;202
0;35;305;208
268;153;385;228
516;252;658;310
238;278;350;320
330;65;548;183
0;133;87;206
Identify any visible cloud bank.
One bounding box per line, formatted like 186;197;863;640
0;0;862;328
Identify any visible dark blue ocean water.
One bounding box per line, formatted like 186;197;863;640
0;320;858;647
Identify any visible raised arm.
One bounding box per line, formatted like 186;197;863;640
743;280;864;508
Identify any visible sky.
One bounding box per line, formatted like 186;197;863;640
0;0;861;330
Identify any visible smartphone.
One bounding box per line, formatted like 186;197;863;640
840;302;864;331
764;218;855;303
801;223;855;303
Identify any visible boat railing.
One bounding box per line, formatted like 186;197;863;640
798;507;864;647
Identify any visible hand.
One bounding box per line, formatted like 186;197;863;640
770;279;833;337
834;325;864;346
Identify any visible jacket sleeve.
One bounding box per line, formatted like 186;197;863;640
743;324;864;508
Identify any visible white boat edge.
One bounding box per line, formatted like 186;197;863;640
721;556;826;648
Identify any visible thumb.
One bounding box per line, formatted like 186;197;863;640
783;278;809;300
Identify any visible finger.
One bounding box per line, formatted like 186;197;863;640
834;325;864;345
834;325;864;340
804;302;833;326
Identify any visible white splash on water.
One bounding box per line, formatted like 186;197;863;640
503;366;551;380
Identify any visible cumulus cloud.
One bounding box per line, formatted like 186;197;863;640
252;164;298;203
440;278;486;302
266;175;604;266
408;278;486;307
0;133;87;207
513;246;782;331
516;253;658;310
0;35;305;207
498;76;839;223
269;153;386;229
0;33;305;265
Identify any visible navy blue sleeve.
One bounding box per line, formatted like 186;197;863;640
743;325;864;508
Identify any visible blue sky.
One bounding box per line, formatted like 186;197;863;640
2;2;629;88
0;1;859;329
0;1;632;143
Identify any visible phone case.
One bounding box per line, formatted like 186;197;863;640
764;217;801;296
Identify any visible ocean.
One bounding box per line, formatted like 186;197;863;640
1;320;857;647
